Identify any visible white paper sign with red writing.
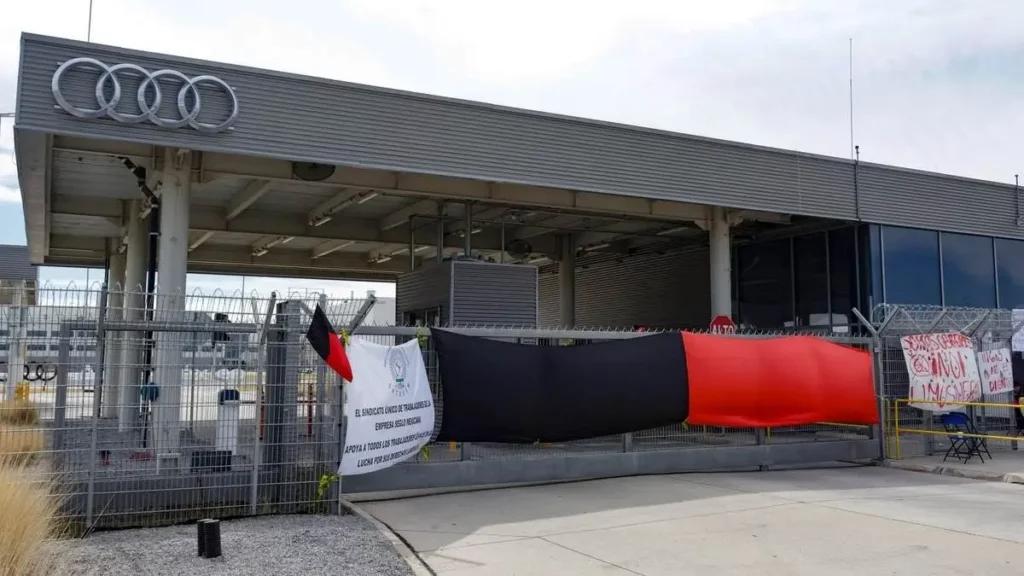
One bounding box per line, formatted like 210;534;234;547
900;333;982;413
977;347;1013;397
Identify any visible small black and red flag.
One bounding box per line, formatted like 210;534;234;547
306;305;354;382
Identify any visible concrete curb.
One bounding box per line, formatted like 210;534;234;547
881;459;1024;485
341;499;435;576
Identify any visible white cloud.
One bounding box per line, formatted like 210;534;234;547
0;185;19;203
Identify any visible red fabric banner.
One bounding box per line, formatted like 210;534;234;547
682;332;878;427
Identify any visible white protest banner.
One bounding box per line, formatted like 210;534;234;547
900;333;982;413
1013;309;1024;352
977;347;1013;396
341;338;435;475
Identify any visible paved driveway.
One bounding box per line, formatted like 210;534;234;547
361;464;1024;575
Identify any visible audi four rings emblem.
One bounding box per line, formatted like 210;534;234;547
51;57;239;134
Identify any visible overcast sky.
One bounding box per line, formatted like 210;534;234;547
1;0;1021;296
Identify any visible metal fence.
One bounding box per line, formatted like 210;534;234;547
870;303;1022;459
0;283;880;532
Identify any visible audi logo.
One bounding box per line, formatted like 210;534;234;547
51;57;239;134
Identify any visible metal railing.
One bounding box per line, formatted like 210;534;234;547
0;283;880;532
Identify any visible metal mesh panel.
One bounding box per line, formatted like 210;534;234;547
872;304;1021;459
0;282;879;533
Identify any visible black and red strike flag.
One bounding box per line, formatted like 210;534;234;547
306;305;353;382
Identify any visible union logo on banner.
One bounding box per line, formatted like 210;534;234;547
385;347;411;397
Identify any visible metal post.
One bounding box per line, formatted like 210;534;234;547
709;206;732;318
499;214;505;263
559;234;576;327
852;307;886;460
52;324;72;461
408;216;415;271
436;203;444;263
316;294;328;467
86;284;109;530
188;330;197;432
463;203;472;256
250;293;276;515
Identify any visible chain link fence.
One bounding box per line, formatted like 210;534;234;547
0;282;877;532
871;303;1022;459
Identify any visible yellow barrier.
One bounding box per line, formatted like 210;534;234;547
13;382;29;401
889;398;1023;460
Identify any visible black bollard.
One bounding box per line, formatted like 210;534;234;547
202;519;222;559
197;519;209;557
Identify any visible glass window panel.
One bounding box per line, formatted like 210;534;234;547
794;233;828;328
941;232;995;308
829;227;858;329
881;226;941;305
868;225;882;308
737;239;793;329
996;239;1024;309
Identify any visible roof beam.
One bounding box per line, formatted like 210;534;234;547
308;188;378;227
251;235;294;257
514;214;589;240
189;231;215;252
311;240;355;259
200;153;717;223
50;234;410;276
379;199;438;230
188;206;559;255
225;179;272;221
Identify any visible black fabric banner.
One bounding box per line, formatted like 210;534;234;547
433;331;689;443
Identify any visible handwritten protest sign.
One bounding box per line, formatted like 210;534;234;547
900;333;982;413
1013;309;1024;352
977;347;1013;396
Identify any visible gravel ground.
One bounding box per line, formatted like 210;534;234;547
49;514;415;576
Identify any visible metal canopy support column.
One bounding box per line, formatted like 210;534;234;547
102;238;127;418
559;234;576;328
119;200;148;432
152;149;191;462
709;206;732;318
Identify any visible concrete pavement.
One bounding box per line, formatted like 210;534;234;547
361;464;1024;575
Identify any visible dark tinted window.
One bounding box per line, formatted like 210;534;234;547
997;239;1024;309
881;226;941;305
941;232;995;308
868;225;883;308
829;227;858;328
27;330;47;338
737;239;793;329
794;233;828;327
26;344;47;351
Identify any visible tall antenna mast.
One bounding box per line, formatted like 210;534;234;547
848;37;855;160
87;0;94;42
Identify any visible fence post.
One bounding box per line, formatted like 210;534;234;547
52;323;72;466
86;284;109;531
250;293;276;515
852;307;886;460
622;433;633;452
